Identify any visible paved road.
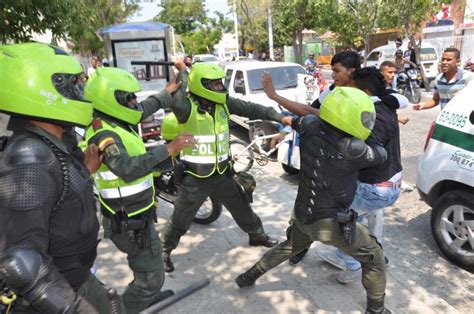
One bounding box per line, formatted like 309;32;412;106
2;101;473;313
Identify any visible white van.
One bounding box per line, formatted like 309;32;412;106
416;82;474;271
366;41;439;80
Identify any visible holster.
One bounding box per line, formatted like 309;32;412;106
0;280;17;314
334;208;357;244
173;161;185;185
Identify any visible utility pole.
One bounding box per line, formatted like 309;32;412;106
268;0;274;60
233;0;239;57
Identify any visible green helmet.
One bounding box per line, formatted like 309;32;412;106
161;112;179;141
0;42;92;127
85;67;142;125
188;63;228;104
320;86;375;141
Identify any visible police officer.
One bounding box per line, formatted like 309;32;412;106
83;67;195;314
0;43;120;313
235;87;391;314
161;61;282;273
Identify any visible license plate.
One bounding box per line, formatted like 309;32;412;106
423;63;433;69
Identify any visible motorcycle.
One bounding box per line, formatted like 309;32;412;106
142;112;223;225
397;68;422;103
306;65;327;92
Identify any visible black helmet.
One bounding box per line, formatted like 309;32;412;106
395;49;403;56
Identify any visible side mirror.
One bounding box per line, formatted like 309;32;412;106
234;84;246;94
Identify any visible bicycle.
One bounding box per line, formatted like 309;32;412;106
230;119;289;173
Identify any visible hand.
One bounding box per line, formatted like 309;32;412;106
165;74;182;94
174;59;186;72
413;103;423;110
281;116;293;126
84;144;103;174
167;132;196;156
398;115;409;125
262;71;277;99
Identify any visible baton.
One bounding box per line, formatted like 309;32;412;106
139;278;210;314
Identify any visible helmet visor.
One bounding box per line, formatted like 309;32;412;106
202;78;228;93
52;73;88;102
114;90;138;109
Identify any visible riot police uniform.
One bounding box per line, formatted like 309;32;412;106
84;67;181;314
0;43;119;313
236;87;391;314
160;63;282;272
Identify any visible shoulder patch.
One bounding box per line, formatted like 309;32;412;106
98;137;115;151
92;119;103;132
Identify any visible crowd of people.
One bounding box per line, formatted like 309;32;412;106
0;39;472;314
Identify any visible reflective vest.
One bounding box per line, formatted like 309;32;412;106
85;119;155;217
179;98;230;178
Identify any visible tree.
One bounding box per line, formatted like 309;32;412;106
68;0;139;55
230;0;269;54
0;0;80;44
387;0;454;91
180;12;233;55
271;0;327;64
155;0;206;34
344;0;381;65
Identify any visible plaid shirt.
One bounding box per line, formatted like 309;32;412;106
434;68;474;109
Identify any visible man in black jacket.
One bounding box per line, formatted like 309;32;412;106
0;43;122;313
235;86;390;313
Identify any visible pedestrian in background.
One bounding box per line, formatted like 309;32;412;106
414;47;474;111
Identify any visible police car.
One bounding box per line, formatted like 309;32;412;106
416;82;474;271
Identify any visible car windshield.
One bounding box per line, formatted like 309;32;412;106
200;55;218;62
247;66;305;92
419;48;437;61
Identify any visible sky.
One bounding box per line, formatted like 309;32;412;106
129;0;231;22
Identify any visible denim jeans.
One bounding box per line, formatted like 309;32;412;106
338;180;401;270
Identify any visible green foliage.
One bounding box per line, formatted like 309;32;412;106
68;0;139;54
271;0;327;63
0;0;80;43
156;0;206;34
180;12;232;55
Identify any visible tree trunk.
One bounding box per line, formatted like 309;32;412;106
364;35;369;67
294;30;303;65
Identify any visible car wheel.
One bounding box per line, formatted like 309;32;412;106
282;163;299;175
193;197;223;225
431;190;474;271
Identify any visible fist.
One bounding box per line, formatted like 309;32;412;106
167;133;196;156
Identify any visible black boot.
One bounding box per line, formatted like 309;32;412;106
289;248;309;266
248;233;278;247
235;265;265;288
163;252;175;273
366;297;392;314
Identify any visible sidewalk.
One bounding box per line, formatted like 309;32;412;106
95;163;473;313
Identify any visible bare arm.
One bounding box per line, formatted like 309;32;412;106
262;72;319;116
413;92;439;110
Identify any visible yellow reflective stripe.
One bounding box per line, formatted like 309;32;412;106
99;178;153;199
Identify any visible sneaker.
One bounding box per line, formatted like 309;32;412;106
400;181;414;193
315;247;347;270
337;268;362;284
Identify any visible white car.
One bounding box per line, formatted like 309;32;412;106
416;82;474;271
192;54;219;64
224;61;318;144
366;41;439;80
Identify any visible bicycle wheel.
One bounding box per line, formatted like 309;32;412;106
230;138;254;173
